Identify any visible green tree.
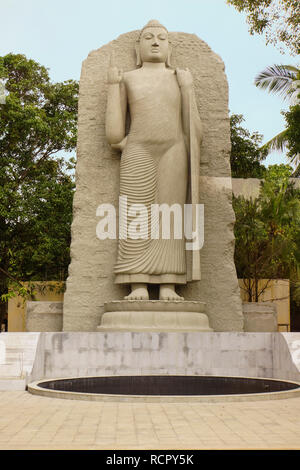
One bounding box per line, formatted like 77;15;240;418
0;53;78;327
283;104;300;175
254;64;300;174
230;113;268;178
227;0;300;55
234;164;300;302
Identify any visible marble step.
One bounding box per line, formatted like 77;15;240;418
0;362;24;377
3;350;35;361
0;378;26;391
0;333;40;348
0;333;40;383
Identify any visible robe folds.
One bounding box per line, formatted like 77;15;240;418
114;78;202;285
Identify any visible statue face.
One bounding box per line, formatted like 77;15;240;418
139;27;169;64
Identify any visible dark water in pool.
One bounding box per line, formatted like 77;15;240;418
37;376;300;396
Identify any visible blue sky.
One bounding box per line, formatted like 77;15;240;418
0;0;297;167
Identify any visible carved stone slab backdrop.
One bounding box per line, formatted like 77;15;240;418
63;29;244;331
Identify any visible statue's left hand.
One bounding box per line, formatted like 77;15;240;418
176;68;193;89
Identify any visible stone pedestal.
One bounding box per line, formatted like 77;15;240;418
97;300;213;332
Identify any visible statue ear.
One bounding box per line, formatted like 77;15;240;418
135;42;142;67
166;44;172;68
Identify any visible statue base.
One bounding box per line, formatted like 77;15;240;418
97;300;213;332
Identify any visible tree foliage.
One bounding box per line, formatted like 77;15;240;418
282;104;300;174
233;164;300;302
254;64;300;173
0;54;78;325
227;0;300;55
230;113;268;178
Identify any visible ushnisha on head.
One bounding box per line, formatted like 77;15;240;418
136;19;172;67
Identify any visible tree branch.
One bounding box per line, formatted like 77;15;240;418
18;148;60;184
0;267;24;289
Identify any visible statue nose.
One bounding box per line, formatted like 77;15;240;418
152;41;159;46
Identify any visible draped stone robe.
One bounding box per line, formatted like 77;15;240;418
114;67;202;285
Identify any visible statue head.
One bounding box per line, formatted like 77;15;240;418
136;20;172;67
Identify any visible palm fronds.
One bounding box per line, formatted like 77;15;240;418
261;130;288;153
292;162;300;177
255;65;299;103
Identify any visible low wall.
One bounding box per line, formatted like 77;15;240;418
26;302;63;332
239;279;290;331
243;302;277;332
8;282;64;332
273;333;300;381
29;332;300;384
232;178;300;200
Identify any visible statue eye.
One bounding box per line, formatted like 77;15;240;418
144;34;153;40
158;34;166;40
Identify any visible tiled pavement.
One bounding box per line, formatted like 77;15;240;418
0;391;300;450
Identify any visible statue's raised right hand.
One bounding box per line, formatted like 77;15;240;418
107;52;123;84
108;66;123;84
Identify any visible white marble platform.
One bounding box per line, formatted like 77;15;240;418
0;333;40;390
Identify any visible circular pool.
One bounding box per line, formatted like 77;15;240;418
28;375;300;403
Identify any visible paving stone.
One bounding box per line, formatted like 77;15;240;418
0;391;300;449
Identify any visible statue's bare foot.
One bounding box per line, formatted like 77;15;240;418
125;284;149;301
159;284;184;301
